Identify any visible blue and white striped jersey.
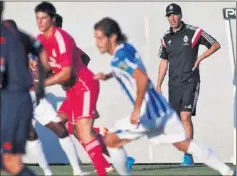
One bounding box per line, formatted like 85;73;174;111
111;43;174;122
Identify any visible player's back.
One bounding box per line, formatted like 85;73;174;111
111;43;174;120
0;23;32;92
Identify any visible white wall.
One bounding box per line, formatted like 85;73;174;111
3;2;236;163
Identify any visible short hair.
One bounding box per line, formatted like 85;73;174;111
0;1;4;20
55;14;63;28
94;17;127;43
34;1;56;18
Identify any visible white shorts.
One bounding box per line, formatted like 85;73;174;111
30;85;65;126
110;112;186;144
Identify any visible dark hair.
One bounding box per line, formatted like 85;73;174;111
34;1;56;18
94;17;127;43
55;14;63;28
0;1;4;20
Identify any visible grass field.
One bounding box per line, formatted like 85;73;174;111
1;164;236;175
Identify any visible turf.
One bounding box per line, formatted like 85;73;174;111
1;164;236;175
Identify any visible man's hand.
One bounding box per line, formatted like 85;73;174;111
94;72;107;80
29;60;38;71
156;86;162;95
192;58;203;71
130;109;140;125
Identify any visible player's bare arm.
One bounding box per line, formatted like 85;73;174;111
131;68;148;124
44;67;71;86
156;58;168;94
94;72;113;80
192;41;220;70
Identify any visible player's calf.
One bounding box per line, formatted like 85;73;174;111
173;139;234;175
75;118;109;176
46;119;83;175
104;133;132;176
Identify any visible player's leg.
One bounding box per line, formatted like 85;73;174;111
75;118;111;176
180;82;200;165
72;81;111;176
104;116;149;176
150;112;234;176
173;140;234;175
1;92;36;175
25;119;52;176
168;85;193;165
45;115;84;175
34;96;83;175
93;127;135;170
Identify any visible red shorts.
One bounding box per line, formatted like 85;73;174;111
58;78;100;125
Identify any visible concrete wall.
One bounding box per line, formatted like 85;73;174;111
3;1;236;163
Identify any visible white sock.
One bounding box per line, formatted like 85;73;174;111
59;136;83;174
188;141;233;175
107;147;131;176
69;134;82;164
26;140;52;176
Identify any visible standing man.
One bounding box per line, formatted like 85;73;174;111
156;3;221;166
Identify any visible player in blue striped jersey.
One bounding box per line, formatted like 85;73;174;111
93;17;235;176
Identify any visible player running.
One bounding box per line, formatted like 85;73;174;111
93;17;236;176
54;13;135;173
34;2;110;175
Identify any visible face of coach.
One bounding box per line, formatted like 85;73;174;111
166;3;182;31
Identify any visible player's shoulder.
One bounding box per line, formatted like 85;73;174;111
54;27;74;42
185;23;201;32
115;43;136;59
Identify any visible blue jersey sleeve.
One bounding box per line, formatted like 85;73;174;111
111;50;138;76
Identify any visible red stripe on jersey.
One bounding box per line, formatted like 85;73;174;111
161;39;166;48
191;28;203;48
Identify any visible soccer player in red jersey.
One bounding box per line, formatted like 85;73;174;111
34;2;109;175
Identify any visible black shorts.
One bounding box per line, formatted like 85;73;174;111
1;91;33;154
168;82;200;116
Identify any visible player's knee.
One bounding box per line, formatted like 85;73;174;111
181;113;192;123
55;123;69;138
46;122;69;138
104;133;120;148
77;128;94;143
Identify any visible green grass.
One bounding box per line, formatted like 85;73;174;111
1;164;236;175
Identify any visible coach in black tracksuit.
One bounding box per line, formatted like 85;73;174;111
156;3;220;165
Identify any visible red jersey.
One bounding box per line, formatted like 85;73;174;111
37;27;95;92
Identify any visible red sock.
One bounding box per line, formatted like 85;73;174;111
84;139;108;176
97;133;110;159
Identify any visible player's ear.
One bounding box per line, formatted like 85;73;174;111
110;34;117;43
52;16;56;25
